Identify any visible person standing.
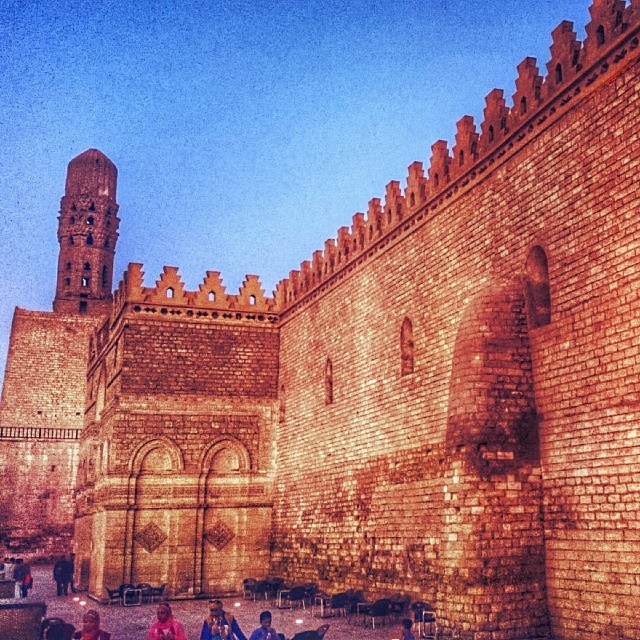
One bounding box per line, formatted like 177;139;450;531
53;556;67;596
62;555;74;595
12;559;28;598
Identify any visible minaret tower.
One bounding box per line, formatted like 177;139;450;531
53;149;120;316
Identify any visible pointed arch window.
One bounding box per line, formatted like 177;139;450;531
86;234;94;245
324;358;334;405
525;245;551;328
401;317;415;376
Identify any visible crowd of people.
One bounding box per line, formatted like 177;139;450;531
41;601;416;640
43;600;281;640
31;566;415;640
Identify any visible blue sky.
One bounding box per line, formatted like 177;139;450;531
0;0;593;388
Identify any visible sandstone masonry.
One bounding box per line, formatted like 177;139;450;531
1;2;640;639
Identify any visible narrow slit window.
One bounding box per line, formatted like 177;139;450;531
166;287;174;299
325;358;334;405
555;63;563;84
401;317;415;376
520;96;527;115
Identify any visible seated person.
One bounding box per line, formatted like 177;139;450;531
148;603;187;640
72;610;111;640
201;599;247;640
387;617;416;640
248;611;279;640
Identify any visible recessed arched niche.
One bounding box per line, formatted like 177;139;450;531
525;245;551;328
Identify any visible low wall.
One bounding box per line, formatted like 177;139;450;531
0;600;46;640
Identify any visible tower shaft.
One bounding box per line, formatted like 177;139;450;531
53;149;120;316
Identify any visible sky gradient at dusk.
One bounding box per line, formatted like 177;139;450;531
0;0;594;386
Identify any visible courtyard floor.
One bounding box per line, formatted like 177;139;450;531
25;565;403;640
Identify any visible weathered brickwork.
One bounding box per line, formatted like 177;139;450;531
121;321;278;397
0;438;78;558
2;2;640;640
273;6;640;639
73;288;279;599
0;310;99;429
0;309;98;557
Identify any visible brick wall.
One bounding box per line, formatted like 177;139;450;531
274;47;640;640
0;438;78;559
0;309;99;429
0;309;98;558
121;319;279;397
74;309;279;598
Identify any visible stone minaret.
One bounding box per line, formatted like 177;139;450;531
53;149;120;316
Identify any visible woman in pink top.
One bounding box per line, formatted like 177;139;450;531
148;602;187;640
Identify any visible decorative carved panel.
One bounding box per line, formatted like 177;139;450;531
134;521;167;553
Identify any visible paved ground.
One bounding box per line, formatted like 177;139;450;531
24;565;408;640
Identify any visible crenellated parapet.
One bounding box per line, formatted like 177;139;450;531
275;0;640;317
111;263;279;323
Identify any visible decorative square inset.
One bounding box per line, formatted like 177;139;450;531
204;521;234;550
134;522;167;553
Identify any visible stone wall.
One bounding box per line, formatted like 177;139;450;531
0;438;78;558
0;309;98;429
273;14;640;640
74;301;280;599
0;309;98;557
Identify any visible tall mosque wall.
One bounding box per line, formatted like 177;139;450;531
271;4;640;639
1;2;640;640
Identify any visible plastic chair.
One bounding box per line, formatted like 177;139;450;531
105;586;121;605
137;582;153;603
411;601;436;639
243;577;258;600
149;583;166;602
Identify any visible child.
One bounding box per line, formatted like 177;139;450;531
389;618;416;640
248;611;279;640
